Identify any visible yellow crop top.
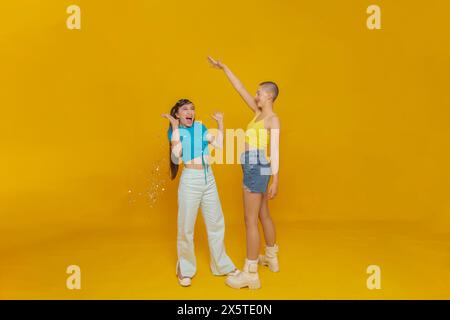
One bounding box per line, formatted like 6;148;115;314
245;113;269;149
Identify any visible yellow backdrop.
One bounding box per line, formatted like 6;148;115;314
1;0;449;299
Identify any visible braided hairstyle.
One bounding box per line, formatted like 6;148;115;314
168;99;194;180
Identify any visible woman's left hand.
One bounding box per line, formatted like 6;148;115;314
268;182;278;200
211;111;224;123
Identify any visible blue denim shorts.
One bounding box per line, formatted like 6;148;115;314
240;150;272;193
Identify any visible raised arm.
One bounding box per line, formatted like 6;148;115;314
208;56;258;112
206;111;224;149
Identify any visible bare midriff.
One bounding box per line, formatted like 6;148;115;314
183;156;209;170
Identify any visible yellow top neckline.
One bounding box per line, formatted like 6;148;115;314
246;112;274;149
252;112;276;125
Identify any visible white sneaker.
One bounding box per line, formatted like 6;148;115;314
178;277;192;287
225;260;261;290
176;262;192;287
258;244;279;272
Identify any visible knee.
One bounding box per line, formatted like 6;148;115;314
244;214;258;228
259;212;272;223
207;220;224;237
178;226;194;242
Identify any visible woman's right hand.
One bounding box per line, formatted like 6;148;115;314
161;113;179;128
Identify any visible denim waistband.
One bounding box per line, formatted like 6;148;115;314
241;149;269;165
243;149;266;154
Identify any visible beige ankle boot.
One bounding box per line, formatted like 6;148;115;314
258;244;279;272
225;259;261;290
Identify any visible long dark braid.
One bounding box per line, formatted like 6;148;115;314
169;99;193;180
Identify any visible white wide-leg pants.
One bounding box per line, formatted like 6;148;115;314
177;167;235;277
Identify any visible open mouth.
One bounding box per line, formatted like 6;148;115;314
185;116;193;125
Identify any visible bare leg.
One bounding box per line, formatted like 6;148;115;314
243;187;263;260
224;186;263;289
259;192;276;246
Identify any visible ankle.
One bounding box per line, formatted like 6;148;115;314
244;259;259;273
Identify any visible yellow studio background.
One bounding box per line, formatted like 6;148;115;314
1;0;449;299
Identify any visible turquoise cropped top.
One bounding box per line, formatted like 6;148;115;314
167;121;210;177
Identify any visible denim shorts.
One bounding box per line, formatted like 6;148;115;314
240;150;272;193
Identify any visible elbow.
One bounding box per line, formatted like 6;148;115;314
216;139;224;149
212;142;223;150
171;148;181;159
